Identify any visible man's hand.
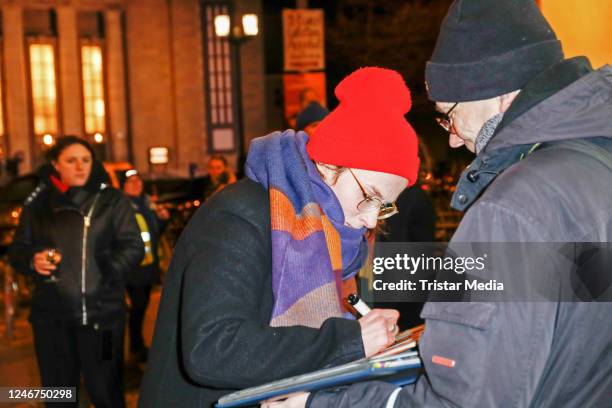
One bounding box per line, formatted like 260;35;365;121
359;308;400;357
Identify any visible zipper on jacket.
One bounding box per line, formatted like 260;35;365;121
80;191;103;326
81;214;90;325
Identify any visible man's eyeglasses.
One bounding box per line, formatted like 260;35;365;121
435;102;459;133
348;169;399;220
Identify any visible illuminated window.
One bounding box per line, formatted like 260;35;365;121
0;53;4;137
0;48;4;161
205;3;234;126
204;2;239;152
81;44;106;135
28;42;58;135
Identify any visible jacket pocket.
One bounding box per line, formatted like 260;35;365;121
419;302;496;407
420;302;495;329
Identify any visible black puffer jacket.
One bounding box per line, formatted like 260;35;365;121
9;161;144;326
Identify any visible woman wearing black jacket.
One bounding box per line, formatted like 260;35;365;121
9;136;144;408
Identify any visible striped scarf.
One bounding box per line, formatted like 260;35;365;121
245;131;367;328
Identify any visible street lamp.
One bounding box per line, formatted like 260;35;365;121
42;134;54;146
213;12;259;172
241;14;259;36
214;13;258;38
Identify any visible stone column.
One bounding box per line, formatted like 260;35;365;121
170;0;206;173
3;5;32;171
57;6;83;136
125;0;175;172
105;8;130;162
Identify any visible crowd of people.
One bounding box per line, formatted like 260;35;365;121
6;0;611;407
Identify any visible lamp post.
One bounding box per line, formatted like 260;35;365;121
214;12;259;173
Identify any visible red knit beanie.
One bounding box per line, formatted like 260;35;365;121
306;67;419;186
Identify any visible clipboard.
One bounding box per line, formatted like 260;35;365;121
216;350;421;408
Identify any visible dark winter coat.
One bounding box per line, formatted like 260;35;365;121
9;161;144;326
379;185;436;243
139;178;365;408
308;58;612;408
126;195;165;287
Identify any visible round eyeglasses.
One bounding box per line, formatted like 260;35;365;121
348;169;399;220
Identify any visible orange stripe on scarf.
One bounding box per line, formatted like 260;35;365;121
269;188;355;326
270;188;324;240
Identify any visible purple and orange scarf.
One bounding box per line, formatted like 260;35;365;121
245;131;367;328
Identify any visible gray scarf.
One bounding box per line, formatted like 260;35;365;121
475;112;505;154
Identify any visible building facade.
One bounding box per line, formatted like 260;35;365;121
0;0;266;176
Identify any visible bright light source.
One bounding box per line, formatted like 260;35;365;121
242;14;258;36
94;132;104;143
149;146;169;164
95;100;105;117
42;134;54;146
91;47;102;70
214;15;231;37
125;169;139;178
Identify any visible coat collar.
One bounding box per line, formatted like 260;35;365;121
450;143;539;211
451;57;602;212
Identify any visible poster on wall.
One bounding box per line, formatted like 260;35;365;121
283;9;325;72
283;72;327;129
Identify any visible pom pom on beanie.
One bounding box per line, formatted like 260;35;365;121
307;67;419;186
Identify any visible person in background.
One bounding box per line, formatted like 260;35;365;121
5;151;24;180
296;101;330;135
9;136;143;408
299;87;320;110
139;67;420;408
375;139;436;329
122;169;169;363
203;154;237;200
379;139;436;244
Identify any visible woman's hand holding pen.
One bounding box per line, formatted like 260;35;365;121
260;309;400;408
259;310;399;408
260;304;400;408
359;309;400;357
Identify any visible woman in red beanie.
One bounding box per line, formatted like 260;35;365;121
140;67;420;408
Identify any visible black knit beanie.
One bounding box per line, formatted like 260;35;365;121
425;0;564;102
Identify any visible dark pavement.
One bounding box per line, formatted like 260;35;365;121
0;287;162;408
